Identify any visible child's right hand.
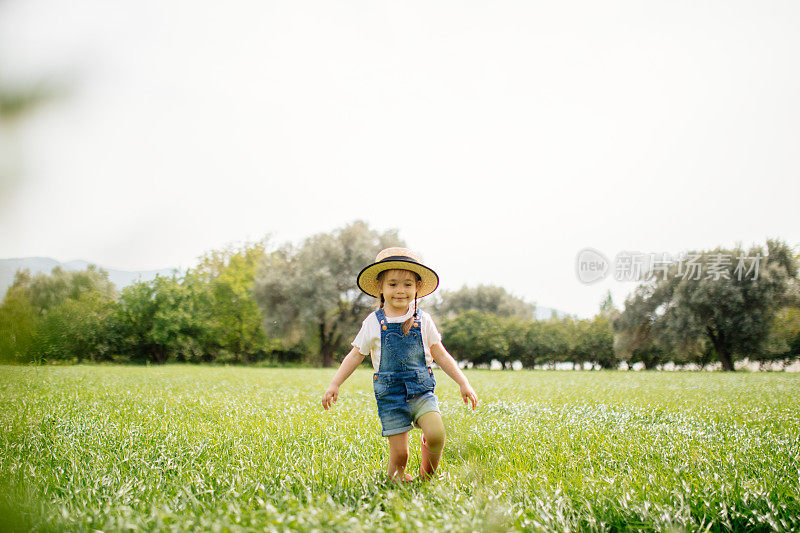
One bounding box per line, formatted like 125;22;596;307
460;383;479;410
321;385;339;410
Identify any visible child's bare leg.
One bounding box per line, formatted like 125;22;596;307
416;412;445;480
386;432;410;481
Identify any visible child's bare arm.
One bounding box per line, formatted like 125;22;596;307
322;346;367;410
430;342;479;410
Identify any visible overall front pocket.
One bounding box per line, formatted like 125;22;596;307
422;373;436;390
373;378;390;398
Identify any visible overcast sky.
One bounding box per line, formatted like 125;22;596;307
1;0;798;318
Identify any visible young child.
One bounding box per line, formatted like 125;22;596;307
321;247;478;482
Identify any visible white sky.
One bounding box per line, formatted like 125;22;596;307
1;0;798;318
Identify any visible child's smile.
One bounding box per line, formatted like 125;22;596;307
381;270;419;316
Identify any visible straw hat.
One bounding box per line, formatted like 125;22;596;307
357;247;439;298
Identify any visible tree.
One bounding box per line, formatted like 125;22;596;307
574;315;616;369
147;275;210;363
431;284;535;320
506;317;535;369
36;291;116;363
580;292;620;369
440;311;510;368
0;281;39;363
110;280;161;364
599;290;616;315
552;317;586;370
762;250;800;365
763;305;800;365
616;239;798;371
189;239;275;364
253;221;403;367
111;274;212;364
0;266;118;363
25;265;117;312
614;284;672;370
513;319;563;369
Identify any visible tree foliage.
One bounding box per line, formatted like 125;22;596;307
615;239;798;371
441;311;511;368
23;265;117;312
0;247;286;365
0;266;117;363
189;239;275;364
613;284;672;369
253;221;403;367
441;310;617;370
432;284;535;320
0;282;39;363
112;275;212;364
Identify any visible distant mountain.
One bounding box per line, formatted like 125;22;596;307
0;257;182;298
534;306;572;321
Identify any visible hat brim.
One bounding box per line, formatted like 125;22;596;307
357;259;439;299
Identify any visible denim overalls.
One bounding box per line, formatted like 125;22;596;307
372;308;440;437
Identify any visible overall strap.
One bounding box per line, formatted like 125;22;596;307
375;308;391;334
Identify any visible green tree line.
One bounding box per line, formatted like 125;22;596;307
613;239;800;371
1;222;798;371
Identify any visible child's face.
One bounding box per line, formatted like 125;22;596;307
380;269;420;314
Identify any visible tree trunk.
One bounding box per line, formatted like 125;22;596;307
153;345;167;365
320;343;335;368
238;314;247;365
318;318;339;367
698;348;712;370
717;348;735;371
707;326;735;372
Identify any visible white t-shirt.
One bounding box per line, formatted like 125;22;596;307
352;307;442;372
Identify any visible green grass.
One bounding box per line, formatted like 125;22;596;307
1;366;799;532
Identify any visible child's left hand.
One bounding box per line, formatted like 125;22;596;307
460;384;478;410
322;385;339;410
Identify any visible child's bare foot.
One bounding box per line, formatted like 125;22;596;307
386;472;414;483
418;467;437;482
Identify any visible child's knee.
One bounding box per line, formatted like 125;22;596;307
424;428;446;452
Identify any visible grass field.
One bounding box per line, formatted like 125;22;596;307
1;365;799;532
